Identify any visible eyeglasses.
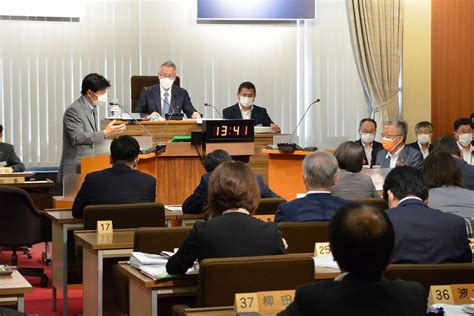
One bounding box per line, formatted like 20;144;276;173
159;74;175;79
381;134;402;139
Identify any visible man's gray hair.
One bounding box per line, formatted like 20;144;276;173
414;121;433;132
302;151;338;189
161;60;176;70
384;119;408;138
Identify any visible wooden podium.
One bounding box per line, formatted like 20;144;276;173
81;143;206;205
263;149;314;201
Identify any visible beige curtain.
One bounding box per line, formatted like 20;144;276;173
347;0;403;132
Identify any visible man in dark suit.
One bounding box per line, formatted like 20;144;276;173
72;135;156;218
222;81;280;133
375;119;423;169
434;135;474;190
407;121;434;159
383;166;471;263
354;118;383;167
275;152;350;222
135;60;200;120
0;124;25;172
182;149;278;213
278;203;427;316
58;73;126;182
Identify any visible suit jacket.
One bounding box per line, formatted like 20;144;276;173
222;103;273;126
278;273;427;316
355;139;383;167
72;164;156;218
407;141;433;156
428;186;474;217
275;193;350;223
455;157;474;190
57;96;104;182
0;142;25;172
135;84;197;117
182;172;278;214
375;145;424;169
387;199;472;264
331;169;379;200
166;212;286;275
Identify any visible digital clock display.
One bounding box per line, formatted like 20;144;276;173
203;119;255;143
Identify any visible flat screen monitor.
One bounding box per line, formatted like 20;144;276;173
197;0;316;21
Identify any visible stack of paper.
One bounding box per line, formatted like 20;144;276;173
129;252;168;270
129;251;199;280
313;255;339;269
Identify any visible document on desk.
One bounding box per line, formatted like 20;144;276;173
430;303;470;316
164;205;183;213
129;251;198;280
313;255;338;269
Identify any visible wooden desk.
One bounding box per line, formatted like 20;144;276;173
263;149;314;201
118;262;340;316
45;210;83;315
1;179;54;210
74;229;136;316
0;269;33;312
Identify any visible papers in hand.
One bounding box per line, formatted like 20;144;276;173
313;255;339;269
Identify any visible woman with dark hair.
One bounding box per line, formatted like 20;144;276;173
166;161;286;275
331;141;378;199
423;150;474;217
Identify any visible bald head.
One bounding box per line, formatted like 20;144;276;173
329;203;394;280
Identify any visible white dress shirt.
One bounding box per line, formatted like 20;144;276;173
417;142;430;159
239;103;253;120
362;143;373;167
458;142;473;165
385;145;405;168
160;86;173;111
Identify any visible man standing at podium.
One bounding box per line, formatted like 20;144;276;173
135;60;201;120
223;81;281;133
57;73;126;183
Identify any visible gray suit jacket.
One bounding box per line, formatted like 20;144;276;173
57;96;105;182
0;142;25;172
375;145;423;169
428;186;474;218
331;169;379;200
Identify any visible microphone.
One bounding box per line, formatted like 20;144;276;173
108;101;162;154
277;99;320;153
204;103;223;119
154;101;184;153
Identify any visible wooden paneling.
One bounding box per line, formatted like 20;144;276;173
432;0;474;138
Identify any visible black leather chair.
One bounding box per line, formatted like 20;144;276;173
0;186;51;287
131;75;181;112
255;197;286;215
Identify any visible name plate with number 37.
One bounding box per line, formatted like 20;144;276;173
97;220;113;234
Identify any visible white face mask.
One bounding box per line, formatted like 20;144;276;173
458;133;473;146
361;133;375;144
239;96;253;108
160;78;174;90
93;92;107;106
417;134;431;145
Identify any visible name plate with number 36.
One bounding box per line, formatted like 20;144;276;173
97;220;113;234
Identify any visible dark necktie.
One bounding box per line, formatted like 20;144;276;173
92;107;98;131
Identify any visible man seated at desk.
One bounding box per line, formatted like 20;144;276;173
135;60;201;120
72;135;156;218
0;124;25;172
182;149;278;214
223;81;281;133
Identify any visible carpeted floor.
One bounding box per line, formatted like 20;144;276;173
0;243;83;315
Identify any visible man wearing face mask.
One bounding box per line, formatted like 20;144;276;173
135;60;201;120
407;121;434;159
375;120;423;169
355;118;383;167
223;81;281;133
57;73;126;183
0;124;25;172
453;117;473;165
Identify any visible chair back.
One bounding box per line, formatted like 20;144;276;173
255;197;286;215
0;186;49;247
278;221;329;253
131;75;181;112
83;202;165;230
198;254;314;307
354;198;388;211
134;226;192;254
385;263;474;291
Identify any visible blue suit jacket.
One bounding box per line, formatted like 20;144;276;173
386;199;472;264
135;84;197;117
455;157;474;190
275;193;350;222
375;145;424;169
222;103;274;126
182;172;278;214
